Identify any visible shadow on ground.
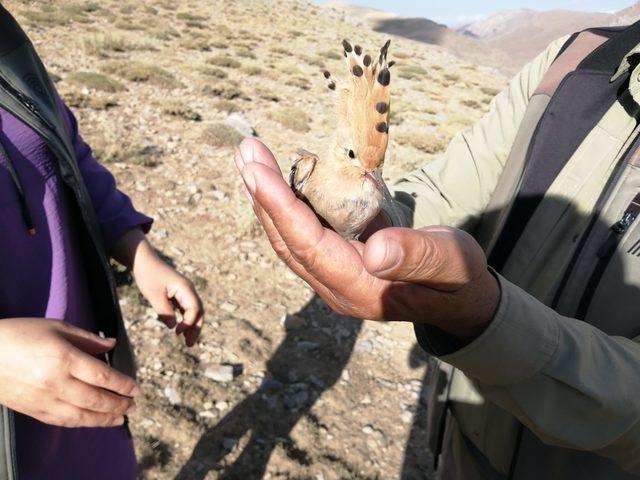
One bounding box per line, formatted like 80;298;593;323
173;295;433;479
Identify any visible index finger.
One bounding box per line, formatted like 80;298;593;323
68;349;140;397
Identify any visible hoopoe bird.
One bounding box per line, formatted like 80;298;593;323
289;39;400;239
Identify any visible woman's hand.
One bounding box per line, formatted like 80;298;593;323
0;318;138;427
235;138;500;344
111;230;205;347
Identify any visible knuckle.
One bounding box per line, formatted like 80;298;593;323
85;394;105;411
95;368;111;385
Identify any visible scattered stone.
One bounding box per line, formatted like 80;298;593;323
204;364;236;383
401;411;413;424
215;400;229;411
355;340;374;353
362;425;374;435
224;112;256;137
284;390;309;410
210;189;227;201
360;395;372;405
341;369;350;382
199;411;216;419
163;386;181;405
221;437;237;451
297;340;320;350
260;377;284;391
281;313;306;331
220;302;238;313
203;401;213;410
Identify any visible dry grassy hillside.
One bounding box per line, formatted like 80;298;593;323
4;1;506;478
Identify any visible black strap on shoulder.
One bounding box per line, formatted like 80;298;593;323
0;5;30;57
489;22;640;272
579;21;640;72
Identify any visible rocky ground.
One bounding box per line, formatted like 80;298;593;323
5;1;506;478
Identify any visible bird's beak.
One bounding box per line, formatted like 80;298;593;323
371;169;409;228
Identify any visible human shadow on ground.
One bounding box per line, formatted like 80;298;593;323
175;295;364;480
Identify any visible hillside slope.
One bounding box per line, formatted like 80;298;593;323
460;3;640;68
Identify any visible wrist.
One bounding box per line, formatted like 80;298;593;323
443;268;501;345
111;228;156;272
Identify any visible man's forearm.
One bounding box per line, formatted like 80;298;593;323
431;273;640;473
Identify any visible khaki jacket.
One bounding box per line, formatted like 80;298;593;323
393;25;640;479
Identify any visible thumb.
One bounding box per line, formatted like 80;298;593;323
363;227;485;291
58;323;117;355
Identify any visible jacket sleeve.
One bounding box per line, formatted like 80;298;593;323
59;101;153;252
390;36;569;230
428;271;640;473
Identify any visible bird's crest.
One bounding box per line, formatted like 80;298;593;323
323;39;394;171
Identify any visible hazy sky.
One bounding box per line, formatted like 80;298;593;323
316;0;637;26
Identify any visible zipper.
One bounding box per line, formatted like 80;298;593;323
574;193;640;319
551;126;640;309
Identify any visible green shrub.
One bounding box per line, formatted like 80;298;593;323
67;72;125;92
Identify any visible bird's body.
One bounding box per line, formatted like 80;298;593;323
290;40;396;239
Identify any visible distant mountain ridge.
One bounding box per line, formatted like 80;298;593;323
322;1;640;73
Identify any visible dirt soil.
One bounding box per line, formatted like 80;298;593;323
4;1;507;478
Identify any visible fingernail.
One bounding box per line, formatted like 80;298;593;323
242;170;256;194
374;238;403;273
129;385;141;397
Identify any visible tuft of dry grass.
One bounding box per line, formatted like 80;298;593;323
62;91;117;110
67;72;125;92
396;131;447;154
241;65;263;76
200;124;244;147
83;35;156;57
212;100;240;113
103;61;182;88
207;56;242;69
269;107;311;132
203;84;247;100
399;65;428;80
161;101;202;121
199;67;228;79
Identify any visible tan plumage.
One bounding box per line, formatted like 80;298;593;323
290;39;395;239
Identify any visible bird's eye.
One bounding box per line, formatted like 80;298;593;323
348;149;355;159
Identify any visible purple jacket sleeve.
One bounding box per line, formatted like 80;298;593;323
59;101;153;252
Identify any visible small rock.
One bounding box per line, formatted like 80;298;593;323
355;340;374;353
210;189;227;201
362;425;374;435
163;386;181;406
281;314;306;331
361;395;372;405
401;411;413;424
221;437;237;451
203;401;213;410
297;340;319;350
224;112;256;137
220;302;238;313
341;369;350;382
199;411;216;419
215;400;229;411
260;378;284;391
205;365;236;383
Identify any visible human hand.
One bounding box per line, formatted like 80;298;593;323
112;229;205;347
235;138;500;343
0;318;139;427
